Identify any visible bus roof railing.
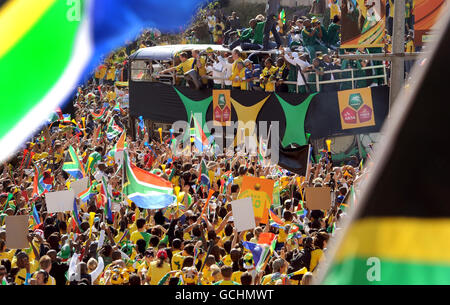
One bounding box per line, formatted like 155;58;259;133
129;44;280;61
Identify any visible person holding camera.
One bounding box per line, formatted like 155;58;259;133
306;57;325;92
301;19;328;59
281;48;312;93
287;19;304;49
260;58;279;92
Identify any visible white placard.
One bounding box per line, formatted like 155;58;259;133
230;197;256;232
70;177;89;198
115;150;124;166
45;190;75;213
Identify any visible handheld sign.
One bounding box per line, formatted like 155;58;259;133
231;197;256;232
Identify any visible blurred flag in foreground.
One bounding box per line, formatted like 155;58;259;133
319;10;450;285
0;0;207;162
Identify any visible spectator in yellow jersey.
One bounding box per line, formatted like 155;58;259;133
229;61;246;90
146;249;171;285
160;52;195;76
106;64;116;86
260;58;279;92
405;34;415;78
213;265;240;285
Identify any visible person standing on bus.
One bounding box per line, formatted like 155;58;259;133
160;52;195;86
260;58;279;92
192;50;209;87
229;49;244;89
160;52;195;76
262;0;282;50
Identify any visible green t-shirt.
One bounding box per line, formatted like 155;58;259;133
251;22;266;45
301;28;317;46
327;23;341;45
240;28;254;41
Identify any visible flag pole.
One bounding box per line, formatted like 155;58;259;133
121;149;125;209
265;124;272;168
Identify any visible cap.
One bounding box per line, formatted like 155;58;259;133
151;169;162;175
157;249;168;260
206;47;214;53
243;253;254;269
58;244;71;260
243;59;252;66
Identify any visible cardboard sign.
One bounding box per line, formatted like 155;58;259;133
6;215;29;249
238;176;274;224
304;187;332;210
231;197;256;232
70;177;89;199
45;190;75;213
114;150;124;166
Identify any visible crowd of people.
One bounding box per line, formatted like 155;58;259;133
0;41;366;285
158;43;385;94
0;1;378;287
174;0;417;89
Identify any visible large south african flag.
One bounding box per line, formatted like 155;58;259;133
0;0;207;162
123;151;175;209
62;145;85;179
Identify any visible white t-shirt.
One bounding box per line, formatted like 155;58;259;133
207;61;224;85
284;54;311;86
223;63;233;86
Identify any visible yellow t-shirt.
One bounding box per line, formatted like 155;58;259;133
171;252;186;271
195;56;208;85
129;223;138;235
176;57;195;74
114;231;126;244
231;271;243;284
260;66;278;92
277;221;292;243
202;266;214;284
213;29;223;42
107;91;116;101
230;59;244;87
14;260;39;285
0;250;15;262
106;67;116;80
129;230;150;245
310;248;324;272
147;261;171;285
95;65;107;79
221;254;232;266
405;40;415;53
